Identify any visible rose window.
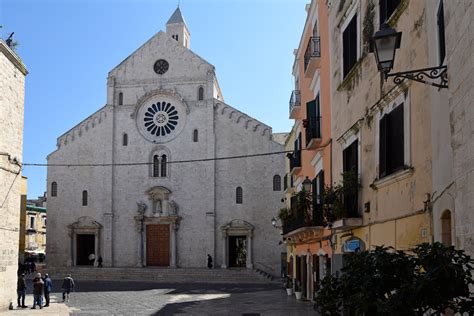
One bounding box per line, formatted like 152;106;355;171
143;102;179;136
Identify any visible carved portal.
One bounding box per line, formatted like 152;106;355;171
134;187;181;267
220;219;254;269
67;216;102;267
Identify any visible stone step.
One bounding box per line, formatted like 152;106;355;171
41;267;278;284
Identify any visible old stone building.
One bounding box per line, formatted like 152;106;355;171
443;0;474;257
46;8;286;275
0;39;27;310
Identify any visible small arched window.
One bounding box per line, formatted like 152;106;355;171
51;182;58;197
236;187;243;204
153;155;159;177
118;92;123;105
193;129;198;142
198;86;204;101
123;133;128;146
273;175;281;191
161;155;167;177
82;190;88;206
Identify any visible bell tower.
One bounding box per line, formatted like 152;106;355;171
166;7;190;49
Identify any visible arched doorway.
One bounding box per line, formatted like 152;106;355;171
441;210;452;246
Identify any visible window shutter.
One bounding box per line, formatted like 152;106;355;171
389;104;404;172
379;114;388;177
343;26;351;77
437;0;446;65
380;0;387;24
349;15;358;71
319;170;325;205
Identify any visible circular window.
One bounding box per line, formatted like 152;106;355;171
143;102;178;136
137;95;187;143
154;59;169;75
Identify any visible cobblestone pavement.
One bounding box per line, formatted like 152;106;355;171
1;280;317;316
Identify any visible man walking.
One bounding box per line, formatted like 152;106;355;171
62;273;75;302
31;273;44;309
17;273;27;308
42;273;53;307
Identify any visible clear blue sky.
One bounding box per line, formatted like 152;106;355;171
1;0;307;199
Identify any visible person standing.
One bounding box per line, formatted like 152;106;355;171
31;273;44;309
207;254;213;269
62;274;75;302
42;273;52;307
88;253;96;266
97;256;103;268
17;273;27;308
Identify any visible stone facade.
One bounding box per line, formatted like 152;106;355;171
444;0;474;256
46;8;286;275
327;0;437;270
0;40;27;310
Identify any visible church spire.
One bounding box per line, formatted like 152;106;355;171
166;7;190;49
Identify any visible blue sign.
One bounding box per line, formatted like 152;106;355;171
343;239;361;253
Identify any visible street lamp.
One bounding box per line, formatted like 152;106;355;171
302;176;312;193
371;23;448;89
372;23;401;74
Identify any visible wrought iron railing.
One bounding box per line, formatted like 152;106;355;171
305;116;322;146
304;36;321;71
282;198;325;235
288;150;302;171
289;90;301;114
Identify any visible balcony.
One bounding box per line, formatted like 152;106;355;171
327;190;363;230
289;90;301;119
282;197;324;240
287;150;302;175
304;116;322;149
304;37;321;78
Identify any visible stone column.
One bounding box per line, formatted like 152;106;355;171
306;254;312;300
94;231;100;263
162;199;169;217
103;213;114;267
134;216;144;267
221;233;227;269
67;228;73;267
246;234;253;269
170;222;177;268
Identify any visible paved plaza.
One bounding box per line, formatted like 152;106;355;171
1;280;316;315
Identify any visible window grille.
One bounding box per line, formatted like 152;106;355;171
236;187;243;204
51;182;58;197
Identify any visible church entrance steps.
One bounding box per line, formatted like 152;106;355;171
43;267;279;284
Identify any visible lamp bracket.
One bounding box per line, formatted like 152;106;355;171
386;65;448;89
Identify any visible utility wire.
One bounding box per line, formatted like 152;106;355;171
22;148;306;167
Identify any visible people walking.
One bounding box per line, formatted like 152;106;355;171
207;254;213;269
31;261;36;273
31;273;44;309
42;273;52;307
97;256;103;268
16;273;27;308
62;274;75;302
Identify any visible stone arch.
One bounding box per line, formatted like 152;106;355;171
67;216;103;267
220;219;255;269
440;210;453;246
149;146;171;178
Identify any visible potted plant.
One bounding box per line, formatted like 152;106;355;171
294;280;303;300
285;276;293;296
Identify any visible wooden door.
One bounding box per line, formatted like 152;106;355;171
146;224;170;266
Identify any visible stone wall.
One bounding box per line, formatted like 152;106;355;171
328;0;435;230
445;0;474;256
46;28;286;275
0;41;27;311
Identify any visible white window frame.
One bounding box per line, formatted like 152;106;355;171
340;1;361;82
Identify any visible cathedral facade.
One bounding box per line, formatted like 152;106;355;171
46;8;286;275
